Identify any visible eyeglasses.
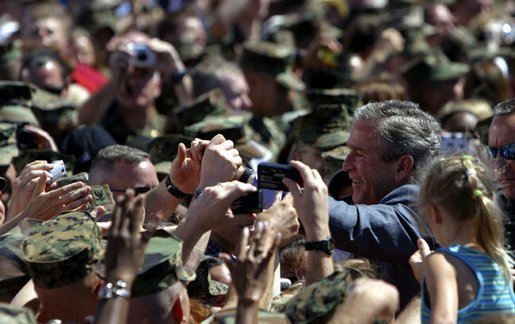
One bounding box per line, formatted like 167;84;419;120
489;143;515;160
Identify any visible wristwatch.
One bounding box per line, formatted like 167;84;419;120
166;175;191;199
98;280;130;299
304;237;335;256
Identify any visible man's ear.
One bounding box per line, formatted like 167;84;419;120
394;154;414;183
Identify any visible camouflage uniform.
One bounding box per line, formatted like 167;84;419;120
21;211;103;289
131;229;195;298
0;303;37;324
100;101;166;146
147;134;193;180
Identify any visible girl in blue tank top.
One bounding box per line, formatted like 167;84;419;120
417;155;515;323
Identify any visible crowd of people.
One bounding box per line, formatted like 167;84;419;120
0;0;515;323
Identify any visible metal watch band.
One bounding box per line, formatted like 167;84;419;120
98;280;130;299
166;175;191;199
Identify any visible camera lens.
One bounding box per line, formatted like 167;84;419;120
137;51;148;62
16;128;36;149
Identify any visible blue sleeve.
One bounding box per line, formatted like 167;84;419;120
328;197;421;263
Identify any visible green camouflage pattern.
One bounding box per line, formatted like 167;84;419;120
0;122;19;167
281;270;355;324
203;309;288;324
402;57;470;83
322;145;350;180
0;106;40;127
247;116;286;161
271;280;304;311
147;134;193;165
290;104;351;145
313;130;349;152
132;230;195;298
305;88;361;114
438;99;493;122
11;150;76;176
21;211;103;289
0;226;30;303
240;41;305;91
0;82;33;106
0;304;36;324
172;89;226;131
185;115;249;143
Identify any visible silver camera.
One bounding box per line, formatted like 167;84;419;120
127;42;157;68
48;160;66;183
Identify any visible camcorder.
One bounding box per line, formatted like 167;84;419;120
230;163;303;214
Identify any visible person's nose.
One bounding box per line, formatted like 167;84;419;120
342;151;355;172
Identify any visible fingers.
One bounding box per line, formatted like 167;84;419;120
32;172;48;197
417;238;431;259
237;226;251;260
209;134;226;145
129;195;146;233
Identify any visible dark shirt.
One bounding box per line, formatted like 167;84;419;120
499;194;515;253
328;184;433;310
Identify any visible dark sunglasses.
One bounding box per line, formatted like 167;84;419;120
489;143;515;160
111;186;151;195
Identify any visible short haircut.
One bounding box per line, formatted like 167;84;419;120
20;50;71;82
354;100;441;176
89;145;150;180
493;98;515;116
191;56;244;97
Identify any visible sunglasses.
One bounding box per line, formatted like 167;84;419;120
489;143;515;160
110;186;151;195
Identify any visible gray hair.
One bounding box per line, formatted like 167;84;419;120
493;98;515;116
354;100;441;176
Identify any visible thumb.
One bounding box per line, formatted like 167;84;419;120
176;143;187;163
33;173;48;197
417;238;431;258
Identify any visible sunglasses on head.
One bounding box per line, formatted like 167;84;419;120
489;143;515;160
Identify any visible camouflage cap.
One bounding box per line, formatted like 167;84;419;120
313;130;350;152
240;41;305;91
0;226;31;303
12;150;76;176
29;88;78;141
0;82;33;106
146;134;193;180
290;105;351;145
131;230;195;298
323;146;351;184
402;58;470;84
172;89;226;130
0;106;39;127
0;304;36;324
21;211;103;289
76;7;119;33
187;257;229;303
282;270;355;323
0;122;19;167
206;309;289;324
305;88;361;115
438;99;493;122
185;115;248;143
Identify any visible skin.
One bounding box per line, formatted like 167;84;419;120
287;142;326;175
488;113;515;200
442;111;479;132
89;160;160;200
21;60;66;94
73;35;96;67
245;71;292;117
343;119;411;205
24;17;68;51
220;73;252;112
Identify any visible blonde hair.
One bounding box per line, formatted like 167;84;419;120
418;155;512;282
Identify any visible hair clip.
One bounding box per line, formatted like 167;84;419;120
473;189;483;198
462;155;473;161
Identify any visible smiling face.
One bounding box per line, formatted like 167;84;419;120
488;113;515;200
342;119;402;204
